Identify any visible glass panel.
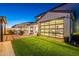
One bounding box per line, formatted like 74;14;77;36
45;33;49;36
56;24;64;34
45;26;49;28
50;33;55;37
41;33;44;35
41;23;44;25
56;30;63;34
50;25;55;28
50;20;55;24
56;24;63;28
41;30;44;32
45;30;49;32
41;26;44;29
58;29;63;34
50;28;55;33
56;19;64;24
59;24;63;28
56;34;63;38
45;22;49;26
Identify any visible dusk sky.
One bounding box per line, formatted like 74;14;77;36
0;3;60;28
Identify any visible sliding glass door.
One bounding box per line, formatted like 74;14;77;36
40;18;64;39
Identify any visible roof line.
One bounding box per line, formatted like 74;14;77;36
35;3;67;17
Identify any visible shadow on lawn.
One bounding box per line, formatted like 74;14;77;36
12;37;79;56
12;39;50;56
12;39;33;56
38;37;79;52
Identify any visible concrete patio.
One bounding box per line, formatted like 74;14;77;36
0;41;15;56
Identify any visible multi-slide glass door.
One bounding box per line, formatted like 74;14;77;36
40;18;64;39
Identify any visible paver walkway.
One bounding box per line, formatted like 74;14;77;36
0;41;15;56
0;35;28;56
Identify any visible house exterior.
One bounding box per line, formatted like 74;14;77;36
0;16;6;42
11;22;33;34
36;3;79;42
26;23;38;35
10;3;79;42
12;22;38;35
7;28;21;34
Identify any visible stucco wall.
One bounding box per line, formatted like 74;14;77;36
38;12;71;22
64;17;72;41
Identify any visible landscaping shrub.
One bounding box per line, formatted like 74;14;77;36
71;33;79;46
8;30;15;35
18;30;24;35
37;33;39;36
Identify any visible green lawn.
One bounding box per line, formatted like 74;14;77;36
11;36;79;56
